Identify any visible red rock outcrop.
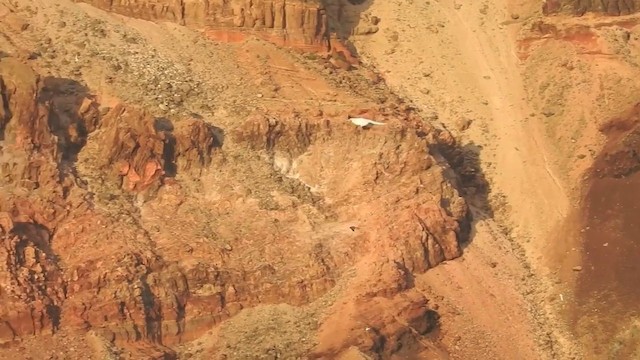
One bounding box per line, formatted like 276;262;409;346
0;58;218;356
0;56;469;358
543;0;640;15
235;110;467;272
74;0;350;54
230;109;468;357
93;106;218;193
0;58;77;346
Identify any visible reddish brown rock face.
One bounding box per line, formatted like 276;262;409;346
75;0;336;52
0;54;469;357
543;0;640;15
0;58;219;355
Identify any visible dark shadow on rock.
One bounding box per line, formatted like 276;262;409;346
0;77;11;141
153;117;174;132
211;124;225;148
322;0;376;59
570;104;640;357
36;77;101;196
38;77;95;163
154;117;178;177
431;139;493;249
11;222;60;263
154;116;224;178
45;304;61;333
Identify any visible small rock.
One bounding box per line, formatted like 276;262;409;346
179;83;192;94
572;266;583;272
58;21;66;28
457;117;473;131
511;13;520;20
424;111;439;121
21;23;30;31
257;93;263;98
370;16;381;25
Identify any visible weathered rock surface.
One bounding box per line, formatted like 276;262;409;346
75;0;340;52
0;50;468;359
0;58;218;356
0;6;469;348
0;58;81;346
236;109;467;272
93;105;218;193
543;0;640;15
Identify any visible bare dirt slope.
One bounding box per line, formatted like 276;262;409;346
349;0;578;355
349;0;640;358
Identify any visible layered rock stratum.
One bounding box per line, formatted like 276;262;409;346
10;0;637;357
73;0;358;56
543;0;640;15
0;38;470;357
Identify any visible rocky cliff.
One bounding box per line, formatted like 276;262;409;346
0;54;470;358
74;0;347;53
543;0;640;15
0;57;218;356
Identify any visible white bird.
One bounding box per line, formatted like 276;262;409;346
349;117;386;128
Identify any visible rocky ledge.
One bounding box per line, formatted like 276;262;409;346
543;0;640;15
74;0;358;57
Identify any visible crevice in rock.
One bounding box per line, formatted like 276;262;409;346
0;77;11;142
